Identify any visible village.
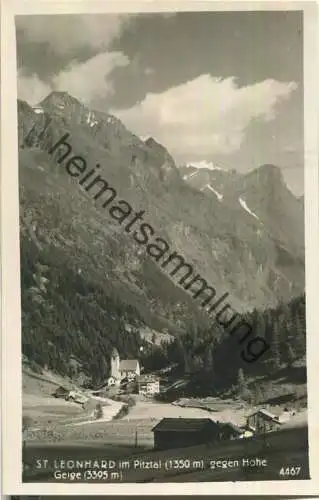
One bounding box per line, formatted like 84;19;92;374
48;348;305;453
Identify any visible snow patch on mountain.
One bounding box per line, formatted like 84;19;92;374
33;106;44;114
187;160;226;171
239;197;259;220
107;116;118;125
202;184;223;201
183;170;199;181
86;111;98;128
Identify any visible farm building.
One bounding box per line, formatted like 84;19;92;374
138;375;160;396
246;409;282;434
152;418;221;450
68;390;88;405
52;386;69;399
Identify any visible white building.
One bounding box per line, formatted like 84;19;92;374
138;375;160;396
110;348;140;383
107;376;117;386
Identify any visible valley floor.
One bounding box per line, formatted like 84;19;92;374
23;361;308;444
122;400;244;421
22;365;309;483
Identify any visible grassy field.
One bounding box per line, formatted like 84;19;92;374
22;363;309;484
23;367;124;429
23;370;88;427
23;398;249;445
23;425;309;483
25;418;155;446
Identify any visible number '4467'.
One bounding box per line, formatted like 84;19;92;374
279;466;301;477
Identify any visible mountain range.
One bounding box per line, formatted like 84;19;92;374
18;91;305;341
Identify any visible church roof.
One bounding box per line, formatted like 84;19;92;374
152;418;216;432
119;359;139;371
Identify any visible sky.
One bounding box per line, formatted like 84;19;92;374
16;11;304;194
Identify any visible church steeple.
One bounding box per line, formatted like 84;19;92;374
112;348;119;359
111;348;120;379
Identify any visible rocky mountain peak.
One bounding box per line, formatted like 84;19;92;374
145;136;177;169
18;90;305;316
255;163;284;182
40;90;81;107
146;136;172;157
39;91;87;123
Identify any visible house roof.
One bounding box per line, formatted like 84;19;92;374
54;386;69;394
119;359;139;371
152;418;217;432
248;409;279;421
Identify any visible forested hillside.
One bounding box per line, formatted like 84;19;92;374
142;293;306;397
21;222;306;393
21;233;144;386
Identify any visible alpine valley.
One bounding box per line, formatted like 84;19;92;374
18;91;305;389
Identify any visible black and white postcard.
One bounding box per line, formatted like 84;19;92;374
1;0;319;496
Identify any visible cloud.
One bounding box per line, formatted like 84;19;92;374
16;14;133;55
16;14;133;106
17;72;52;105
111;75;298;160
18;51;130;105
52;52;130;103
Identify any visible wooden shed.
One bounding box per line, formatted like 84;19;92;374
152;418;221;450
246;409;282;434
52;386;69;399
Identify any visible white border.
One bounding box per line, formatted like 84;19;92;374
1;0;318;495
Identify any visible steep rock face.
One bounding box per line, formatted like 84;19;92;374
18;91;304;329
181;161;305;300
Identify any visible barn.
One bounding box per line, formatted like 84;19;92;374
52;386;69;399
152;418;221;450
246;409;282;434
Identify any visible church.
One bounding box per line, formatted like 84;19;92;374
108;348;140;386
